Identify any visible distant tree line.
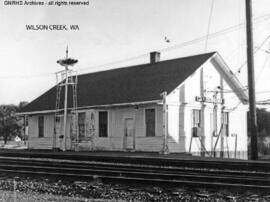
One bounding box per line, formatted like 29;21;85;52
257;108;270;135
248;108;270;155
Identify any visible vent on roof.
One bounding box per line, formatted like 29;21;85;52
150;51;160;64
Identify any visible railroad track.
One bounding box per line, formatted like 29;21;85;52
0;156;269;190
0;150;269;172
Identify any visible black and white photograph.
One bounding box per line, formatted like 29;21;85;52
0;0;270;201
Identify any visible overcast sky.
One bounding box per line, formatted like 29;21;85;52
0;0;270;107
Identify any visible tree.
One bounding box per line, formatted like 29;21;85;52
256;108;270;137
0;105;21;144
18;101;29;141
252;108;270;155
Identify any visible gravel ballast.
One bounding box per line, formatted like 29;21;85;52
0;174;269;202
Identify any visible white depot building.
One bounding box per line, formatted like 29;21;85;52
19;52;248;159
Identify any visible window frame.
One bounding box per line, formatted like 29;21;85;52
38;116;44;138
192;109;201;128
78;112;86;141
98;111;109;138
144;108;157;137
222;111;229;136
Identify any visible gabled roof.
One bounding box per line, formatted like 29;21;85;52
20;52;246;114
210;53;248;104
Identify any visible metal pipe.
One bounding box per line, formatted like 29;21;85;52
62;66;68;151
161;92;169;154
213;124;223;157
234;134;238;158
200;69;205;157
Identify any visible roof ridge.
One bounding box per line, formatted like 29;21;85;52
77;52;216;77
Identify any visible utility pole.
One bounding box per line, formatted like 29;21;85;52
245;0;258;160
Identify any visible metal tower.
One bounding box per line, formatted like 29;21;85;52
53;47;78;151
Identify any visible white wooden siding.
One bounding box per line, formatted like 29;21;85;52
181;60;248;158
27;60;247;156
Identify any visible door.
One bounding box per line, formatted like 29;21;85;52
70;114;78;151
124;118;135;150
88;111;96;149
54;117;63;149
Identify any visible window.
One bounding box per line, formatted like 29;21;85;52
145;108;155;137
192;109;201;128
78;112;86;141
99;111;108;137
38;116;44;138
222;112;229;136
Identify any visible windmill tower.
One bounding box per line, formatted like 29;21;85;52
53;47;78;151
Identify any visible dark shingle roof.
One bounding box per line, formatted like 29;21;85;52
21;52;215;113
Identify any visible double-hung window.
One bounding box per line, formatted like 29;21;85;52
192;109;201;128
38;116;44;138
222;112;229;136
99;111;108;137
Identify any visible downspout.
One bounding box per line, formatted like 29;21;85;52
161;92;169;154
220;78;225;158
200;69;206;157
24;115;28;149
133;106;139;151
24;115;26;146
212;91;218;157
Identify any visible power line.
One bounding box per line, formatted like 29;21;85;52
219;87;270;95
235;34;270;75
237;0;242;68
255;53;269;82
77;53;149;72
158;13;270;53
79;13;270;74
59;15;270;76
256;91;270;94
1;14;270;80
258;98;270;102
213;36;270;104
204;0;215;52
256;102;270;105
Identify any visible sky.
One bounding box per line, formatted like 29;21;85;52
0;0;270;108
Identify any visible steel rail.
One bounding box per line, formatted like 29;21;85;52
0;157;269;178
0;156;269;190
0;151;269;172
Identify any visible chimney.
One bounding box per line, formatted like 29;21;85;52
150;51;160;64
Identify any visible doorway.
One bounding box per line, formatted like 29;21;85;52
54;116;63;150
123;118;135;150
